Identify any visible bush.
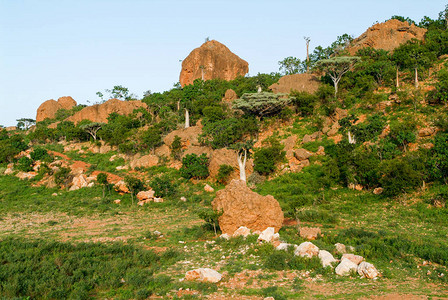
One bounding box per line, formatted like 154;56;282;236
140;126;162;151
180;154;209;179
54;167;72;188
290;91;317;116
30;147;51;162
197;208;221;235
16;156;33;172
150;175;177;198
253;140;285;175
216;164;234;184
170;136;182;160
379;158;423;196
125;176;145;202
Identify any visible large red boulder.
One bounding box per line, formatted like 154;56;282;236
212;180;284;235
36;96;77;122
180;40;249;87
65;99;147;124
347;19;427;55
269;73;320;94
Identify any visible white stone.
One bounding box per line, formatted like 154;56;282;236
153;197;164;203
341;253;364;265
294;242;319;258
219;233;230;240
335;243;347;254
185;268;222;283
276;243;293;251
318;250;338;268
180;196;187;202
233;226;251;238
258;227;275;243
357;261;379;279
335;258;358;276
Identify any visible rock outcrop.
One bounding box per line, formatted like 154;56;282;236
211;180;284;235
347;19;427;55
65;99;147;124
36;96;77;122
179;40;249;87
269;73;320;94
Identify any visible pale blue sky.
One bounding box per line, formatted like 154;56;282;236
0;0;446;126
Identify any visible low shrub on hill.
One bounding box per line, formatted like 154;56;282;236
180;153;209;179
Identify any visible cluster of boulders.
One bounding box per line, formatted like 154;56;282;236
275;239;379;279
136;189;164;205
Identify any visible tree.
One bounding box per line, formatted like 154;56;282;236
304;37;311;73
278;56;303;75
180;153;209;179
79;122;103;140
233;92;291;118
231;141;253;182
124;176;145;205
16;118;35;130
96;173;108;199
316;56;361;98
101;85;137;101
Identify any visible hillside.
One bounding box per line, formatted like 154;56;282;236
1;12;448;299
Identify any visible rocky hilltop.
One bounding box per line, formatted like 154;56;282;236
179;40;249;87
36;96;77;122
347;19;427;54
66;98;147;124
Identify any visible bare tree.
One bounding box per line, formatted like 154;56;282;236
80;122;103;140
304;36;311;73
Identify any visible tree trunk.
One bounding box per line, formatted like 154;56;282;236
201;69;205;81
396;66;399;88
306;42;310;73
185;109;190;128
237;149;247;182
334;82;338;98
414;67;419;88
348;131;356;144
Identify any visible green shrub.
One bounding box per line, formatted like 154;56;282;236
290;91;317;116
216;164;234;184
180;154;209;179
140;126;162;151
197;208;222;235
30;147;48;161
125;176;145;203
253;140;285;175
16;156;33;172
54;167;72;187
170;135;182;160
150;175;177;198
428;133;448;183
379;158;423;196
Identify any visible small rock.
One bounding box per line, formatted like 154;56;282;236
153;197;164;203
294;148;314;161
335;243;347;254
258;227;275;242
357;261;379;279
233;226;251;238
153;230;162;237
335;258;358;276
185;268;222;283
295;242;319;258
264;297;275;300
115;165;128;170
355;184;363;191
138;199;152;206
219;233;230;240
204;184;214;192
299;227;321;240
51;193;58;196
180;196;187;202
276;243;293;251
319;250;338;268
272;233;280;241
113;199;121;204
373;187;384;195
342;253;364;265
